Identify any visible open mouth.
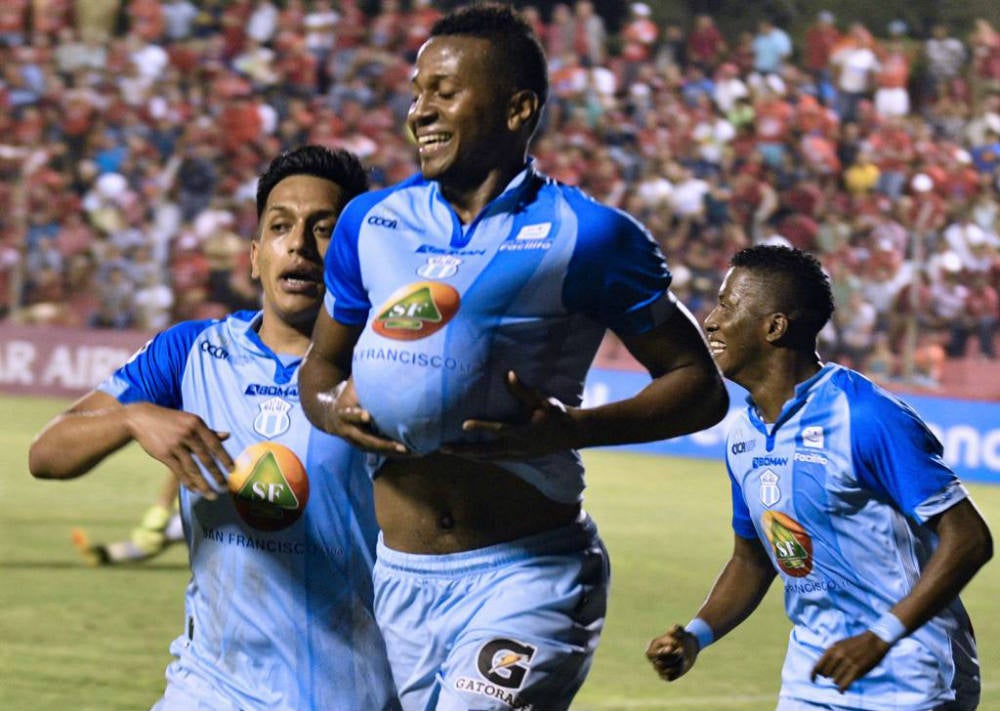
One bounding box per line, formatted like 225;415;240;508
279;267;322;294
417;132;452;154
708;340;725;355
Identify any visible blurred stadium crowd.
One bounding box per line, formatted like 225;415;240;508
1;0;999;389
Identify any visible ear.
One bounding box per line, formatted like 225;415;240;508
765;312;789;343
249;238;261;280
507;90;539;132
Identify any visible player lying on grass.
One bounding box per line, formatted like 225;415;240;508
30;145;399;711
71;474;184;566
647;245;992;711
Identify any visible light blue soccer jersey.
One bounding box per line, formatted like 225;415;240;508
324;163;675;503
726;363;978;711
99;311;397;711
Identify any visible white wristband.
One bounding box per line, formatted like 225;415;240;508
868;612;907;645
685;618;714;652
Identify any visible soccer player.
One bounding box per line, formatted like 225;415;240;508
71;474;185;566
29;146;399;711
646;245;992;711
298;5;729;710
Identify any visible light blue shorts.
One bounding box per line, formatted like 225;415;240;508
374;512;609;711
776;695;969;711
151;653;240;711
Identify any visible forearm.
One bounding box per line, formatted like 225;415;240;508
694;544;776;641
299;346;349;434
572;360;727;448
887;500;992;633
29;404;133;480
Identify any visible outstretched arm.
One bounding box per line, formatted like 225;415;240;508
299;307;407;455
811;498;992;692
647;533;775;682
444;300;729;459
29;390;233;498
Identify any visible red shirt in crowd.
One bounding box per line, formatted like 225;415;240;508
755;95;793;143
687;21;726;67
804;21;841;72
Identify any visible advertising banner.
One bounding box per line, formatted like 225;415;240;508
2;325;996;484
0;324;149;399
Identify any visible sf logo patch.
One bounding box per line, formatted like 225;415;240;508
228;442;309;531
372;281;459;340
477;638;537;689
762;510;813;578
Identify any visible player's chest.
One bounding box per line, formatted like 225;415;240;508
182;357;309;451
730;418;853;519
357;207;571;310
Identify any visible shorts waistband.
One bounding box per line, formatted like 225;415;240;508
375;511;599;577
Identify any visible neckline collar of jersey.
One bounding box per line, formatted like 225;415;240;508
424;159;543;234
746;362;838;431
233;310;303;383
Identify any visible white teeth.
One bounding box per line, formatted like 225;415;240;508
418;133;450;146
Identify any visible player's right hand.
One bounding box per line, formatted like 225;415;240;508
123;402;233;499
646;624;699;682
325;378;411;457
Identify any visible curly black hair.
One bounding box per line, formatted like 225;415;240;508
430;3;548;113
731;245;835;345
255;145;369;218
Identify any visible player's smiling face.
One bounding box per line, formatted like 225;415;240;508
703;268;774;385
407;35;512;184
252;174;344;329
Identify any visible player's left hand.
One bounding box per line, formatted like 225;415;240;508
440;371;579;459
810;631;891;693
329;378;412;457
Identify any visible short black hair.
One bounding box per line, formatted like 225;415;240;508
255;145;369;218
731;245;835;345
430;3;548;113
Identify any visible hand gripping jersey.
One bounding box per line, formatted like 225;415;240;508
324;164;675;503
99;311;397;711
726;363;978;711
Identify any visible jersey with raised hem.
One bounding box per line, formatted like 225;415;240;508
324;163;676;503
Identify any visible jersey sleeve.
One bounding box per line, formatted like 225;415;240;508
561;190;674;336
726;458;758;540
850;390;966;524
323;194;374;326
97;320;212;408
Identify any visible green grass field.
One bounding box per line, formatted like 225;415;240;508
2;394;998;710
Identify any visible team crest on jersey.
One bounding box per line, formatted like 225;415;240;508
759;469;781;508
417;255;462;279
372;281;460;341
762;510;813;578
802;426;824;448
253;397;292;438
228;442;309;531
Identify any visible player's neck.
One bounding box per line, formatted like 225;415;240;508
746;353;822;423
439;159;526;224
257;316;312;357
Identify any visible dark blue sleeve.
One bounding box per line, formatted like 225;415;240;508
727;459;758;540
561;189;673;336
850;386;960;522
98;320;213;408
323;193;376;326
